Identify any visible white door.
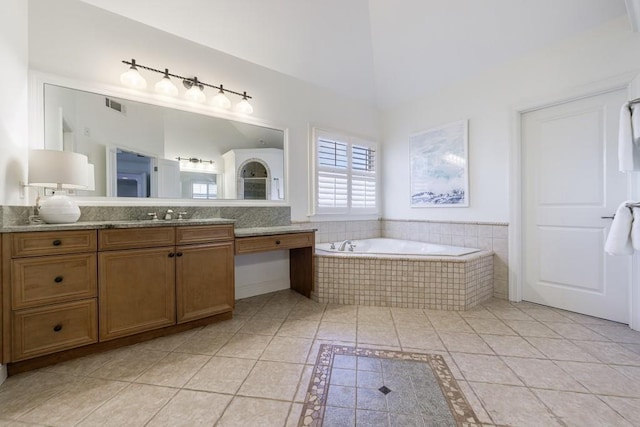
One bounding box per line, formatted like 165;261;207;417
153;158;181;198
522;89;632;323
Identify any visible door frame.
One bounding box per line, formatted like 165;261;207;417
509;71;640;329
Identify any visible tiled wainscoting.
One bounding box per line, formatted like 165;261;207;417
313;252;494;310
297;219;509;300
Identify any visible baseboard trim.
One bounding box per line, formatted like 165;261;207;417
235;279;290;300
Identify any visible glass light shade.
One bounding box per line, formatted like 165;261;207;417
211;91;231;109
185;86;206;103
154;76;178;97
120;67;147;89
28;150;89;189
235;98;254;114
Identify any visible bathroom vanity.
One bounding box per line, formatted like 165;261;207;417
0;220;315;374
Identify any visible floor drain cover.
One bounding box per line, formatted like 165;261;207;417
378;386;392;395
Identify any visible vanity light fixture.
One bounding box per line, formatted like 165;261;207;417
120;59;253;113
211;85;232;109
119;59;147;89
154;68;179;97
183;77;206;103
235;92;254;115
176;157;216;173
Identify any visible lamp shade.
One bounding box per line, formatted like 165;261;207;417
120;67;147;89
29;150;89;189
155;76;179;97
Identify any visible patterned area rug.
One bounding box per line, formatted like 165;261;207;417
299;345;480;426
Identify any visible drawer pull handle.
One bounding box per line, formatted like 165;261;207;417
53;324;63;332
54;276;64;283
275;240;281;245
168;252;175;258
52;239;62;246
176;252;183;257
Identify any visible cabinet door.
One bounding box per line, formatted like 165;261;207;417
99;247;176;340
176;242;234;323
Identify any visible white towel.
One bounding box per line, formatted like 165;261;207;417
633;103;640;144
605;201;634;255
633;207;640;251
619;103;639;172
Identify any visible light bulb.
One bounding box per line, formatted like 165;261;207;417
210;85;231;109
235;92;253;114
154;69;178;97
184;78;206;103
120;59;147;89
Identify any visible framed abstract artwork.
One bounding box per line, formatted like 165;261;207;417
410;120;469;207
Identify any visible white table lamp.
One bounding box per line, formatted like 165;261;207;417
28;150;89;224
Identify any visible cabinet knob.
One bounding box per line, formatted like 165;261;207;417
53;324;62;332
275;240;281;245
54;276;64;283
168;252;175;258
176;252;183;257
52;239;62;246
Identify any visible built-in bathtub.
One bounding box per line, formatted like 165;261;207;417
313;238;493;310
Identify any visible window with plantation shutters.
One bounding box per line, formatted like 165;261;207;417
312;128;378;215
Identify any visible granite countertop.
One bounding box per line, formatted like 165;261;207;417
234;225;317;237
0;218;236;233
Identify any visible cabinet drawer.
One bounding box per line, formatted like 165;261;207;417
235;232;314;255
176;225;234;245
99;227;175;251
11;253;97;309
12;299;98;361
11;230;97;258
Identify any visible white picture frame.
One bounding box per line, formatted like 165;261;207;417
410;120;469;207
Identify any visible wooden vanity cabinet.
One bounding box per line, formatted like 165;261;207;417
98;245;176;341
1;224;235;370
2;230;98;362
235;231;315;297
175;225;235;323
98;225;235;340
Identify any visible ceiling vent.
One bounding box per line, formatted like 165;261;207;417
105;97;126;114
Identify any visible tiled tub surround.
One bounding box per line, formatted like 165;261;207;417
314;251;494;310
383;220;509;300
298;219;509;299
1;205;291;228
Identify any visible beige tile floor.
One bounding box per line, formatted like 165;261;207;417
2;290;640;426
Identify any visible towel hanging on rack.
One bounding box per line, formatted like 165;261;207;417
605;201;635;255
618;102;640;172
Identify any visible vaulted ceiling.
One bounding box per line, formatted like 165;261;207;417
80;0;628;109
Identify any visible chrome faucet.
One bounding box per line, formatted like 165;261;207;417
337;240;352;251
164;209;174;220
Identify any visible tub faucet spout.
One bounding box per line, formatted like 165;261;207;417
338;240;352;251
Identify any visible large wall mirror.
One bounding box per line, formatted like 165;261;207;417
42;84;286;201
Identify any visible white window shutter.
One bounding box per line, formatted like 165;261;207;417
317;171;348;209
351;175;376;210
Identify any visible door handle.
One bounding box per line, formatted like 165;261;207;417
601;215;615;219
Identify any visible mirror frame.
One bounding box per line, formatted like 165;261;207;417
29;71;290;207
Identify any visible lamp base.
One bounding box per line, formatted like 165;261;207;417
38;192;81;224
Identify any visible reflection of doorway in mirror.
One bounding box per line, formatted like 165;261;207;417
107;148;154;198
117;172;147;197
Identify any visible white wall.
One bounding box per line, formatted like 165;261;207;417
0;0;29;207
0;0;29;385
382;17;640;223
27;0;380;221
